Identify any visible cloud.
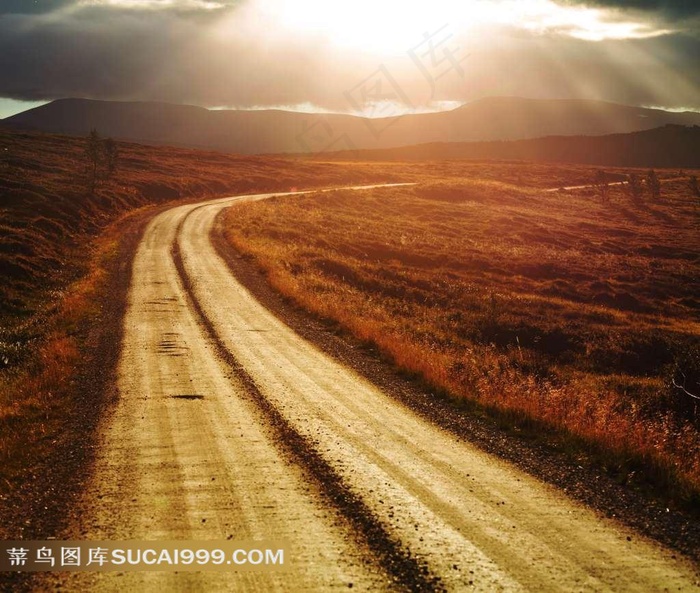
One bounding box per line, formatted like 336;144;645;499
76;0;233;12
0;0;697;112
0;0;76;14
555;1;700;19
0;0;237;15
0;3;355;107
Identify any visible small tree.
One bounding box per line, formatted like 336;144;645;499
85;128;103;194
668;347;700;426
85;131;119;191
646;169;661;201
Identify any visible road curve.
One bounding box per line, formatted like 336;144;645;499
55;187;698;592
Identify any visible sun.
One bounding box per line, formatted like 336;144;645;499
259;0;478;56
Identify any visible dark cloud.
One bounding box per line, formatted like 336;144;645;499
556;0;700;19
0;0;76;15
0;1;239;17
0;11;186;101
0;6;352;107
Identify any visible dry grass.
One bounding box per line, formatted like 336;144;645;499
223;170;700;503
0;219;116;495
1;128;620;370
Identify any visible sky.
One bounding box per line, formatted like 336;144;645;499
0;0;698;118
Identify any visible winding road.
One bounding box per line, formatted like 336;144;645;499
55;187;698;592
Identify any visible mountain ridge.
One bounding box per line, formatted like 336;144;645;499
326;124;700;168
4;96;700;155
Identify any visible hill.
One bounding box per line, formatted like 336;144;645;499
4;97;700;155
328;125;700;168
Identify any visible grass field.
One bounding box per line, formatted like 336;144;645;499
4;131;583;528
223;170;700;503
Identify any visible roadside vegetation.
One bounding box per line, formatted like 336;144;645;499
223;172;700;505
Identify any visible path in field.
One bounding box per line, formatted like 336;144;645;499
49;187;699;592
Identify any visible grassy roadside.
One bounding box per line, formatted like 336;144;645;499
0;202;153;541
222;174;700;507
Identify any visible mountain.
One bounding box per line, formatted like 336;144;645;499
329;125;700;168
4;96;700;155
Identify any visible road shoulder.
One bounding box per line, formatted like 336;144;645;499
0;204;168;593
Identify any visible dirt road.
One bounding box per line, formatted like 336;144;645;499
547;175;688;192
53;187;698;591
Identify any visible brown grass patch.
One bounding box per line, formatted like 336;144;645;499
0;218;117;514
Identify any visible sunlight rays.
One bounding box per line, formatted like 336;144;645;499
246;0;674;57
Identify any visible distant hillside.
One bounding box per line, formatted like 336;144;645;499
328;125;700;168
4;97;700;155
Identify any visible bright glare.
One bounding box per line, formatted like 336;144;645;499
256;0;459;55
254;0;670;54
210;100;464;117
74;0;672;48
